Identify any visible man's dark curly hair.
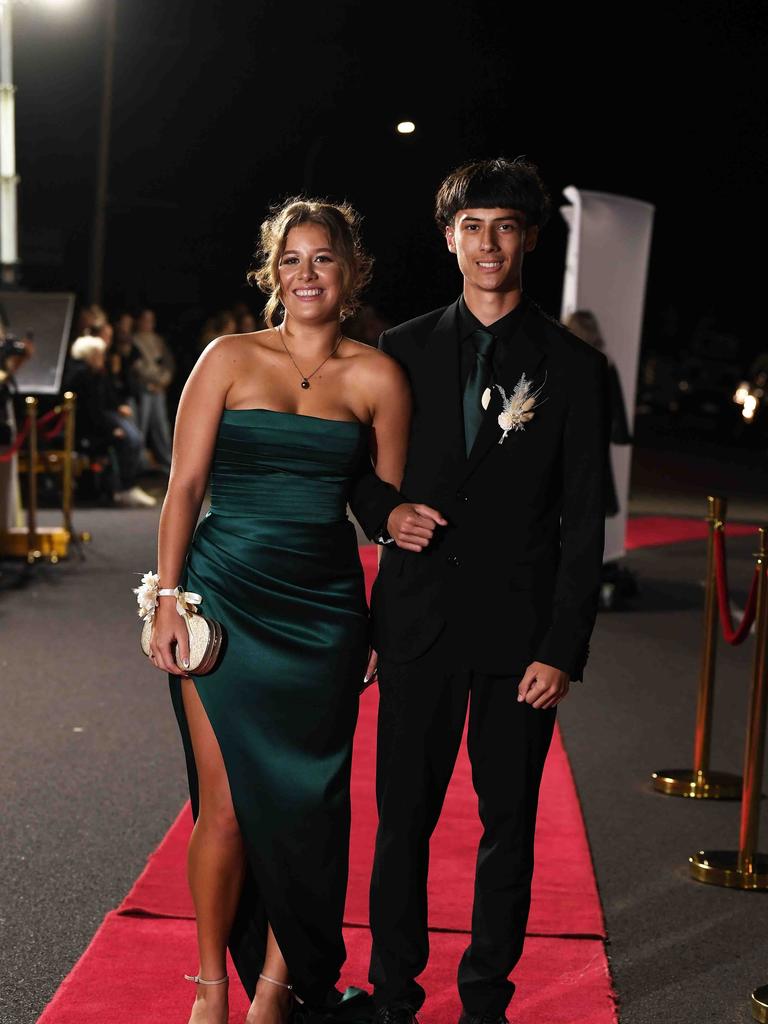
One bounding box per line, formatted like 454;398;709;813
434;156;552;231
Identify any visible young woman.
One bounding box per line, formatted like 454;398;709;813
147;198;410;1024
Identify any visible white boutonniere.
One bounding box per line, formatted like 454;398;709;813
481;373;547;444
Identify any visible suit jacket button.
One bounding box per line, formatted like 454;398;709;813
456;491;468;502
447;554;459;567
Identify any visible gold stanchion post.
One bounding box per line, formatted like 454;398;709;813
690;526;768;888
61;391;75;537
652;495;742;798
752;984;768;1022
24;396;40;563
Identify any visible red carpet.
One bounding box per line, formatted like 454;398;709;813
37;542;629;1023
118;699;605;938
625;514;755;550
38;916;615;1024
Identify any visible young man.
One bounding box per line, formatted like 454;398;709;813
351;157;608;1024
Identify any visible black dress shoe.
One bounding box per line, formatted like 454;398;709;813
458;1013;509;1024
374;1005;419;1024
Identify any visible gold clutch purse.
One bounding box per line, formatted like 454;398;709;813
135;574;223;675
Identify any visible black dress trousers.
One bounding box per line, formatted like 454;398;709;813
368;632;556;1016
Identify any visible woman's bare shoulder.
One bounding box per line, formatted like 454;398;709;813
343;338;402;374
343;338;408;400
201;329;274;358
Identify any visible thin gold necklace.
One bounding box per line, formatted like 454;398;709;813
275;326;343;389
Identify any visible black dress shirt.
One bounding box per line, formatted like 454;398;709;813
457;294;529;390
375;294;529;544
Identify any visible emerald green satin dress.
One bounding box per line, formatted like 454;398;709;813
169;408;371;1013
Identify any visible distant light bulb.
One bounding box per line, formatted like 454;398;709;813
396;121;416;135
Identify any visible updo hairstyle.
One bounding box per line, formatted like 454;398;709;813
247;197;373;327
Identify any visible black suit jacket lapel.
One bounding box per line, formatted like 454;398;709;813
457;304;548;486
423;300;464;460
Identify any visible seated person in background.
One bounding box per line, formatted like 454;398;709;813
64;335;156;508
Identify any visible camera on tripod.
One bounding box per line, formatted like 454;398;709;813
1;331;29;366
0;330;33;446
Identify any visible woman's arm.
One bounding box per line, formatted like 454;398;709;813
366;354;446;554
368;355;411;490
151;338;234;675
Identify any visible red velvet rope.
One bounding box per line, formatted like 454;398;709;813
37;407;62;426
39;412;66;441
0;406;67;461
714;527;759;645
0;416;30;462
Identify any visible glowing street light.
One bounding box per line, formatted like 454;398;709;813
743;394;758;421
733;382;750;406
1;0;85;286
0;0;19;283
396;120;416;135
0;0;113;298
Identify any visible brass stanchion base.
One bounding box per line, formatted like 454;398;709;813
0;526;71;561
752;984;768;1022
689;850;768;889
651;768;742;799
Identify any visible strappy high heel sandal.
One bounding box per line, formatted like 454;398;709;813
258;973;302;1003
185;972;229;986
254;972;305;1023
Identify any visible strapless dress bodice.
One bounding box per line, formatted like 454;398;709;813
208;408;369;524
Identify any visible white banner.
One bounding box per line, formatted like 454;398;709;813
560;187;655;562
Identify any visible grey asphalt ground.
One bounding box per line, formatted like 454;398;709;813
2;447;768;1024
559;532;768;1024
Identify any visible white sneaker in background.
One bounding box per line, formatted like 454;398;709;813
113;486;157;508
128;485;158;507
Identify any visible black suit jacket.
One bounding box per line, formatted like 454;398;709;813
349;298;609;680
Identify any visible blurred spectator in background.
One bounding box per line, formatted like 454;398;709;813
565;310;631;517
133;308;175;472
344;303;391;346
64;335;156;508
237;310;259;333
197;309;237;352
108;314;142;417
75;303;108;336
565;310;638;609
0;327;33;531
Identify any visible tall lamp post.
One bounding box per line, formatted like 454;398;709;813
0;0;19;286
88;0;116;305
0;0;111;299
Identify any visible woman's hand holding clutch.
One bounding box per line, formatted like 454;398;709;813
135;572;222;676
150;598;190;675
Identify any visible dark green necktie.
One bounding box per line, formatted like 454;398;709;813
463;329;495;455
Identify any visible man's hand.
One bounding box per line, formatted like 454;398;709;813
361;649;378;692
517;661;570;709
387;503;447;552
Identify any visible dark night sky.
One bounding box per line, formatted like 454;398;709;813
11;0;768;352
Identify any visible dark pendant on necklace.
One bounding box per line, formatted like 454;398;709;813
301;379;310;389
